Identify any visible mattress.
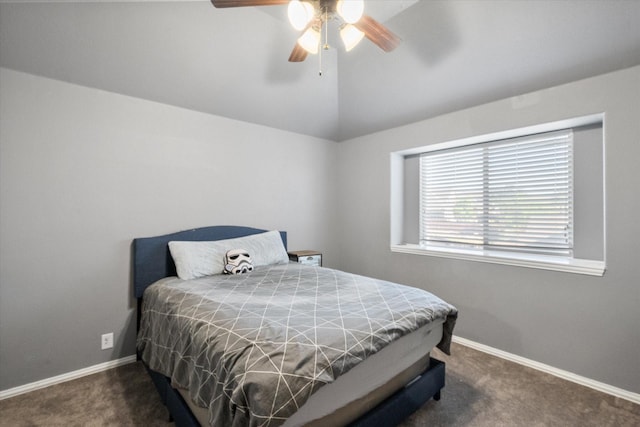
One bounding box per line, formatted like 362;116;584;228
138;263;457;426
177;320;444;427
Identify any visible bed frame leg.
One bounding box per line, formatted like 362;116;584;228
434;390;441;401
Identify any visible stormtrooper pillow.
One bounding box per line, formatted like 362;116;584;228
223;249;254;275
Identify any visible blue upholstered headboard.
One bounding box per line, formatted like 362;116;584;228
132;226;287;299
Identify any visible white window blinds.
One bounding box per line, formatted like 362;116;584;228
420;130;573;255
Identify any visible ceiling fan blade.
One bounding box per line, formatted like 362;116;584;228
354;14;401;52
210;0;288;8
288;43;308;62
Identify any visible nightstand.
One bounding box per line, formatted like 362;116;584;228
288;250;322;267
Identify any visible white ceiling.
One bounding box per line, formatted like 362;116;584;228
1;0;640;141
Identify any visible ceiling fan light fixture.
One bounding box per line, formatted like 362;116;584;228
340;24;365;52
336;0;364;24
288;0;315;31
297;27;320;54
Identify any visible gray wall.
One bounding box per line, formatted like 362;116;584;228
0;68;338;391
335;66;640;393
1;64;639;396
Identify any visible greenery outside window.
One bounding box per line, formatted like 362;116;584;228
419;130;573;256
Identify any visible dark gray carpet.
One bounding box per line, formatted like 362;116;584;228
1;343;638;426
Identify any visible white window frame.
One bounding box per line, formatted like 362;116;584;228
390;114;606;276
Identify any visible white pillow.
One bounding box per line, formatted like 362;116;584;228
168;230;288;280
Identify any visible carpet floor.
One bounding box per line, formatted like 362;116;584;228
1;342;638;426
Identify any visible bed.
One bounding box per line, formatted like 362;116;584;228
134;226;457;427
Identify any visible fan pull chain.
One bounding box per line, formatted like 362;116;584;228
318;7;330;77
318;31;322;77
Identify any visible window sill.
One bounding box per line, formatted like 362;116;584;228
390;244;605;276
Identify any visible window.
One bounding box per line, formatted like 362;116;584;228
390;115;605;276
419;130;573;256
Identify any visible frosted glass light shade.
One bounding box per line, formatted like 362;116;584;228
337;0;364;24
340;24;365;51
297;27;320;54
288;0;315;31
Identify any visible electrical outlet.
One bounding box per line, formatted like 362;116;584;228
101;332;114;350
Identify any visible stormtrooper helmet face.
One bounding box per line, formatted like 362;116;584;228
223;249;253;275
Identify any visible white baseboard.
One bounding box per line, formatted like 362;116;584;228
452;336;640;405
0;355;137;400
3;340;639;406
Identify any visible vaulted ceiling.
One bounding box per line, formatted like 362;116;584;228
2;0;640;141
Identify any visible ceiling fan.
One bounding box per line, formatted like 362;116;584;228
210;0;401;63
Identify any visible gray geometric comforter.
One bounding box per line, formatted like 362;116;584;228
137;263;457;427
